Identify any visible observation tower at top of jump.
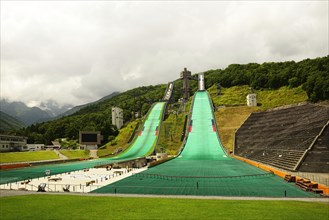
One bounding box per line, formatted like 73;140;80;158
198;72;205;91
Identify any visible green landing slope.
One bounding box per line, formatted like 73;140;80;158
113;102;165;159
0;102;165;185
179;91;228;160
93;92;318;197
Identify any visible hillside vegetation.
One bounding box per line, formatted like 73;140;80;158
0;111;26;133
11;56;328;150
97;120;140;157
205;56;328;102
208;85;308;109
157;100;192;155
15;85;168;145
159;85;308;155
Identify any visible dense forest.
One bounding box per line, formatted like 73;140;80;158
13;55;329;145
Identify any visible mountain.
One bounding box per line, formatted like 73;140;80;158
0;100;52;125
39;100;73;117
57;92;120;118
0;92;120;127
0;111;26;132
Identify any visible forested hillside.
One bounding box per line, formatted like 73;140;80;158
0;111;26;132
13;55;328;145
205;56;329;102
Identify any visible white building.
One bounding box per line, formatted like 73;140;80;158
24;144;44;151
112;107;123;129
247;94;257;107
0;134;28;152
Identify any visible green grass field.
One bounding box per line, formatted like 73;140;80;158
59;150;90;159
0;151;59;164
0;195;328;220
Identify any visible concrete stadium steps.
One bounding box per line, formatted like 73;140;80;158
299;125;329;173
238;149;305;171
235;103;329;172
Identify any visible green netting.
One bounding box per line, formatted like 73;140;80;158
93;92;318;197
0;102;165;185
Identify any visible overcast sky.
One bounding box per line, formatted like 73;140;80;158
1;1;328;107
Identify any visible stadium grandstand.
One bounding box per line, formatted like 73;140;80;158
234;103;329;173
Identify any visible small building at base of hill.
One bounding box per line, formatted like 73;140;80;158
0;134;28;152
246;94;257;107
79;131;103;150
24;144;44;151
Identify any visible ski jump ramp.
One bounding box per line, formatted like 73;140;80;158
93;91;319;197
0;100;168;185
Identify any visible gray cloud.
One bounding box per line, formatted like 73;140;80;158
1;1;328;107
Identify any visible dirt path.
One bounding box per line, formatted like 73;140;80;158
89;150;98;159
54;150;68;160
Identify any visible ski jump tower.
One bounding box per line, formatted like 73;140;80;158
180;68;192;101
198;73;205;91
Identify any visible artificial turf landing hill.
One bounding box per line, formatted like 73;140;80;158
93;91;318;197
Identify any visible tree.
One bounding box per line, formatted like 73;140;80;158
288;77;300;88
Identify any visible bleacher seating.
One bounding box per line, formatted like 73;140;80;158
299;125;329;173
235;103;329;171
